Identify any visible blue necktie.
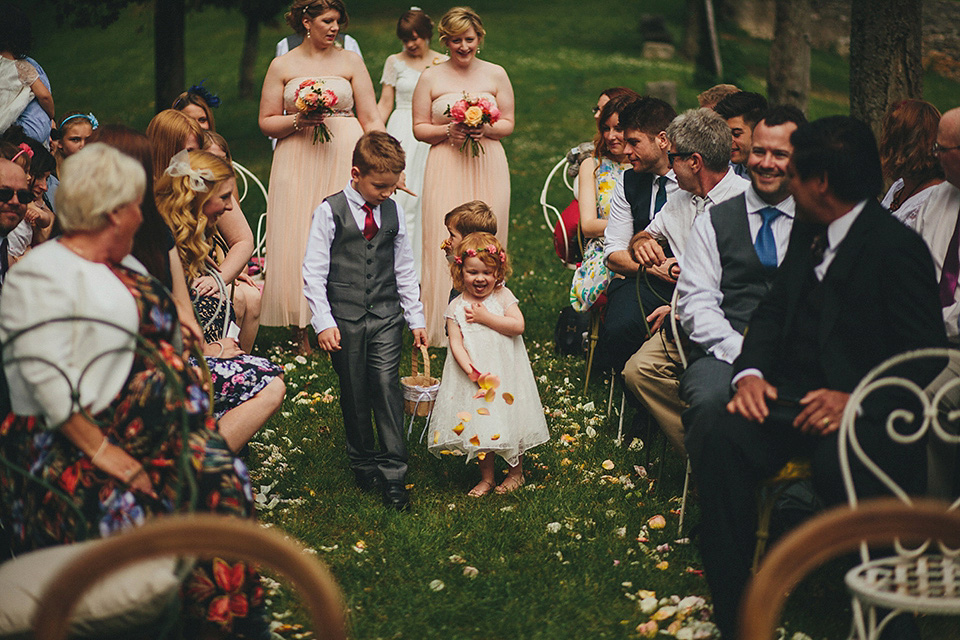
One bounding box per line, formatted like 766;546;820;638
754;206;782;268
653;175;668;213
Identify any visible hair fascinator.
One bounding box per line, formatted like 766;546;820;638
165;149;213;192
11;143;34;162
188;80;221;108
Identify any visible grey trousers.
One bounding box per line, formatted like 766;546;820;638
679;355;734;468
330;312;408;482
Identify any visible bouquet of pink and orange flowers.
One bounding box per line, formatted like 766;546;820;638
444;93;500;157
294;79;338;144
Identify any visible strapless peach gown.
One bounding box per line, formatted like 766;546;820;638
262;76;363;328
420;92;510;346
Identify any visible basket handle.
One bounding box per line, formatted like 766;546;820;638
411;344;430;378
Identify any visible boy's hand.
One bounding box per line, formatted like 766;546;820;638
318;327;341;352
412;328;428;348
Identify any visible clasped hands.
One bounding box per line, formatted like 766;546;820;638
629;234;679;283
727;375;850;435
447;121;484;144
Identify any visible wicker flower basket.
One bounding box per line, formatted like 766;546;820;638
401;345;439;417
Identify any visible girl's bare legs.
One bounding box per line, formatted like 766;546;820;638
232;280;262;353
217;377;286;453
495;455;525;494
468;454;496;497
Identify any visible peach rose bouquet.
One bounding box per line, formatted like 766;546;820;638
444;93;500;157
294;79;338;144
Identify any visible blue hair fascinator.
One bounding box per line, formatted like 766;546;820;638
188;80;221;108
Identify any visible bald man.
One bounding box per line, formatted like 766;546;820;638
0;159;30;291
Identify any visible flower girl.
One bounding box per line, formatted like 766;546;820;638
428;232;549;496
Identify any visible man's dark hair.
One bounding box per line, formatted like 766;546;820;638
759;105;807;129
618;96;677;136
714;91;768;128
790;115;883;203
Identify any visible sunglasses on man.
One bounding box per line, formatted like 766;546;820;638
0;187;35;205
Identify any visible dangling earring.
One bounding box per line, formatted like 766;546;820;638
306;29;311;39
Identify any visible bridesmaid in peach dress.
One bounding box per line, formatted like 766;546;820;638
412;6;515;347
258;0;383;354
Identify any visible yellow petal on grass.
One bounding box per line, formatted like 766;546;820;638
655;560;669;570
601;459;615;471
469;434;481;446
491;434;501;441
477;408;490;416
648;514;667;529
457;411;472;422
502;392;514;405
452;423;465;435
485;389;496;402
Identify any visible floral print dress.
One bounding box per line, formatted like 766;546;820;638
569;157;630;311
0;265;266;636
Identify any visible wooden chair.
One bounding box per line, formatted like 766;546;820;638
32;514;348;640
741;497;960;640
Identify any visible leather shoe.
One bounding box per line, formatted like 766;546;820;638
382;481;411;511
354;470;383;494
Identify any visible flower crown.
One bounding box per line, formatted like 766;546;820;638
164;149;213;192
454;244;506;265
187;80;221;108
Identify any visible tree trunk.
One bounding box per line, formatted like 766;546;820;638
849;0;923;139
238;12;260;99
703;0;723;80
154;0;186;113
767;0;810;113
682;0;702;59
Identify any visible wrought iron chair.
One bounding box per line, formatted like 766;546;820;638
741;497;960;640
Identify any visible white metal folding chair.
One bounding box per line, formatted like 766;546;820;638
838;347;960;639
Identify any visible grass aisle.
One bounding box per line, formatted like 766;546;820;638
32;1;960;637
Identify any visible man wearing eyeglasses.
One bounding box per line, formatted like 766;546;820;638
916;107;960;345
0;159;30;291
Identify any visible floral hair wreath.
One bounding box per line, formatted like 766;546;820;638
188;80;221;108
60;112;99;130
164;149;214;192
454;243;507;266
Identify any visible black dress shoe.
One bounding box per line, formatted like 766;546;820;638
382;481;411;511
354;470;383;494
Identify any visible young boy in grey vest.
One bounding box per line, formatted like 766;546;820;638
302;131;428;511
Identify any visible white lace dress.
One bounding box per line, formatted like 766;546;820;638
428;287;549;466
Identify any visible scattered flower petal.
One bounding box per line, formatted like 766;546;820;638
491;434;500;440
502;392;515;405
601;459;615;471
485;388;496;402
469;434;480;446
452;423;465;435
428;579;445;592
655;560;669;570
546;522;561;533
648;515;667;529
463;566;479;578
457;411;472;422
477;408;490;415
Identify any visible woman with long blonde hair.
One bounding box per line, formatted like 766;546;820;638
155;150;285;454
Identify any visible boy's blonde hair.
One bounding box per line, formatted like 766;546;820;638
444;200;497;236
450;232;510;291
353;131;405;175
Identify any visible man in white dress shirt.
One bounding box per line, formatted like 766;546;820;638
676;106;805;462
916;106;960;345
621;108;748;452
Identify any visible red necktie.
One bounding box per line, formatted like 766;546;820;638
938;207;960;308
361;203;378;241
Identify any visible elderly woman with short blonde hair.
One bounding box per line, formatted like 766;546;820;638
0;142;273;638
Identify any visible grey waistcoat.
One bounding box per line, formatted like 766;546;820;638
710;193;779;334
325;191;402;321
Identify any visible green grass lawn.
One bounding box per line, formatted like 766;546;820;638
29;1;960;638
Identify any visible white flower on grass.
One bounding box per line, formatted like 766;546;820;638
428;579;445;592
283;362;296;372
546;522;561;533
294;355;307;364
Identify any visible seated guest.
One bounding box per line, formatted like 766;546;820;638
597;96;677;374
713;91;767;177
0;157;29;291
694;116;947;638
916;106;960;344
0;143;273;638
880;100;943;229
623;107;748;452
1;133;56;260
155;149;285;453
677;106;805;461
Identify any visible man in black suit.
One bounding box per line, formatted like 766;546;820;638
598;97;677;374
691;116;948;638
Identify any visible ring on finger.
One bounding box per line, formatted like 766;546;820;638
821;417;831;427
